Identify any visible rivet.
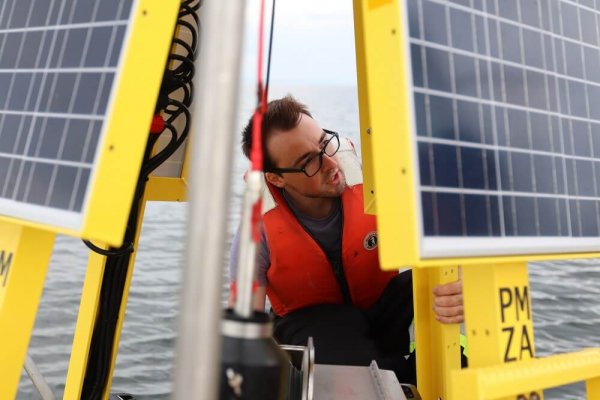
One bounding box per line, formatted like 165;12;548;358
529;392;541;400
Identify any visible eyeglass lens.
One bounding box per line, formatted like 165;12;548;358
304;134;340;176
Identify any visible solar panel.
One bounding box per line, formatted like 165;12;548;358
406;0;600;258
0;1;179;245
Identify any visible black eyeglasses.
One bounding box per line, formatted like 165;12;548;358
268;129;341;177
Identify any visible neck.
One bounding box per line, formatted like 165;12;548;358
283;190;338;219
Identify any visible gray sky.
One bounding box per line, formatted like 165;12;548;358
242;0;358;86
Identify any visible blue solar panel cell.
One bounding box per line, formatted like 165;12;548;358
456;100;481;142
463;194;488;235
497;0;518;21
460;146;486;189
423;1;448;45
454;55;478;98
429;95;454;139
26;161;53;206
579;200;599;236
437;192;463;235
421;191;435;235
414;93;427;136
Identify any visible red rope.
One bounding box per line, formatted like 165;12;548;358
250;0;268;242
250;0;268;173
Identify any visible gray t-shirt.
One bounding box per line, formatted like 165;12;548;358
229;190;343;285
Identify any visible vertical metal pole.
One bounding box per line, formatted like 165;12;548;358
234;171;261;317
173;0;246;399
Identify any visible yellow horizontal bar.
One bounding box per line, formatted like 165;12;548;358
451;348;600;399
414;251;600;269
145;176;187;202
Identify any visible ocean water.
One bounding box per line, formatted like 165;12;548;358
17;86;600;399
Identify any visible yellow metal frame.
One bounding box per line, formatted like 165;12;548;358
452;349;600;399
81;0;180;246
353;1;600;399
354;0;600;270
413;266;461;400
0;0;180;248
146;176;187;202
353;0;420;270
0;221;55;399
459;262;540;400
63;249;107;399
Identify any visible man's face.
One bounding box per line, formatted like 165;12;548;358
265;114;346;199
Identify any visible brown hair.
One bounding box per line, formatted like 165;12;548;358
241;95;312;171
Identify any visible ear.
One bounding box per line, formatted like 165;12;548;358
265;172;285;188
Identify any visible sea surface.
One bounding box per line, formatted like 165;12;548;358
17;86;600;399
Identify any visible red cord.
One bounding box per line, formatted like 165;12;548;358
249;0;268;242
250;0;267;172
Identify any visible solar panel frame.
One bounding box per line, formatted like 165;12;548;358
0;0;181;246
404;0;600;260
356;0;600;268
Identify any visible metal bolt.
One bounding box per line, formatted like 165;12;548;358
226;368;243;397
530;391;541;400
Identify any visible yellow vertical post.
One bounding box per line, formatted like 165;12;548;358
63;248;106;398
0;220;55;399
100;197;148;400
413;266;461;399
587;377;600;398
64;197;148;399
352;0;421;268
460;262;542;400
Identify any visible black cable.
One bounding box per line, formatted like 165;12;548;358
82;240;133;257
81;1;199;397
265;0;276;99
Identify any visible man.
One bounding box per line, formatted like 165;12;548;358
229;96;463;384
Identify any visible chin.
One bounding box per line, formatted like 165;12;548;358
331;180;346;196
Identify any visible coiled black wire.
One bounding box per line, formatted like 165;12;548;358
81;1;200;398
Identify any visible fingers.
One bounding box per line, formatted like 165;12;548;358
433;278;464;324
432;301;464;324
433;280;462;296
435;313;464;324
434;293;463;307
433;303;463;317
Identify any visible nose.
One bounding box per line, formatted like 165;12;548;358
322;152;338;172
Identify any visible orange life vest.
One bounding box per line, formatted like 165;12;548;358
263;183;397;317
